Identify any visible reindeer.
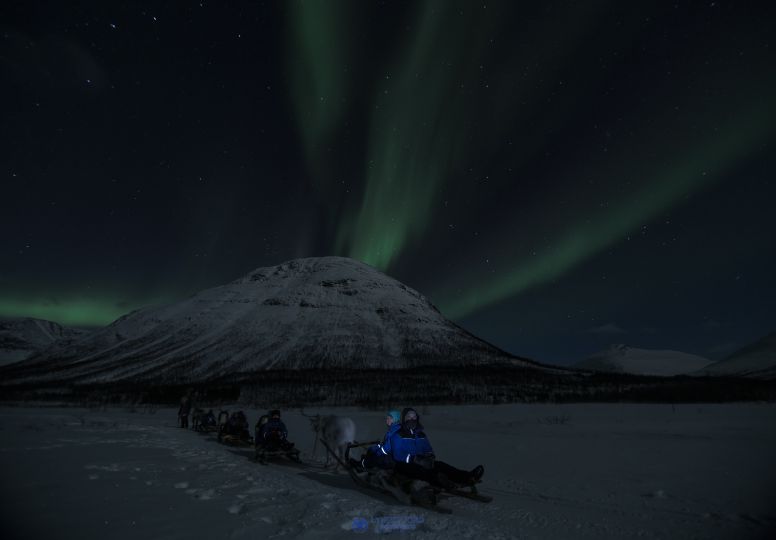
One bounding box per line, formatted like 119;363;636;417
301;409;356;469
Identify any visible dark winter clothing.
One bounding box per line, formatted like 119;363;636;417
394;460;476;487
387;407;480;487
179;399;191;415
178;397;192;428
388;409;434;464
259;418;288;442
257;417;293;451
223;411;251;440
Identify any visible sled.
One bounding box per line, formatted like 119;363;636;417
254;442;302;465
320;439;455;514
217;428;253;447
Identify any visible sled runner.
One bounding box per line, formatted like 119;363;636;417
254;441;302;465
218;431;254;446
321;439;492;513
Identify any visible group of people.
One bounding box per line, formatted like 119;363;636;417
176;395;217;431
180;398;483;489
217;407;296;453
180;395;294;451
354;407;484;489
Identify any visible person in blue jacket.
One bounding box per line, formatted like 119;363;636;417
356;410;402;470
390;407;484;488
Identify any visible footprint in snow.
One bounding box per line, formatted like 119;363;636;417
174;482;189;489
228;503;244;515
197;489;215;500
186;488;216;500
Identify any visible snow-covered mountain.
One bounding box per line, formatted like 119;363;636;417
0;318;87;367
698;331;776;378
575;344;712;377
3;257;540;386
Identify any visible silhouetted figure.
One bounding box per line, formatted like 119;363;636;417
178;396;191;429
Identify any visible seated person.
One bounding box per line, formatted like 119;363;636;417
203;409;217;428
354;410;402;471
255;414;269;438
389;408;484;488
225;410;251;440
257;409;294;451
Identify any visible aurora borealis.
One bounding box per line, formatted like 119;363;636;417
2;1;775;364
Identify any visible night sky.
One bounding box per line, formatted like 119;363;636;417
2;1;775;366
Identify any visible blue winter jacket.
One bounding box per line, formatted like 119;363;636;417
369;422;402;457
388;423;434;464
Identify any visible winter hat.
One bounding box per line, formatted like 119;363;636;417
387;410;401;423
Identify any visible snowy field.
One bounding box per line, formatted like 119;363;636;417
1;403;774;540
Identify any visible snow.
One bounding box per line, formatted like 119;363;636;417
1;403;774;539
0;317;86;366
575;344;713;376
5;257;542;386
699;331;776;378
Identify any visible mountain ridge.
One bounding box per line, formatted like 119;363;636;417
2;257;545;386
575;344;712;377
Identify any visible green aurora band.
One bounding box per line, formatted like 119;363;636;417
334;2;493;270
286;2;774;321
288;0;350;191
436;105;775;319
8;3;769;329
0;296;141;327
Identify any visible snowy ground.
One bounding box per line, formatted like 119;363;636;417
1;403;774;540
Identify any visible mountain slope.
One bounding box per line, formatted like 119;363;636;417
575;344;712;377
698;331;776;378
0;318;87;366
3;257;540;386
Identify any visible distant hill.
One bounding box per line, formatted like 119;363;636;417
697;331;776;379
575;344;712;376
0;318;87;366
